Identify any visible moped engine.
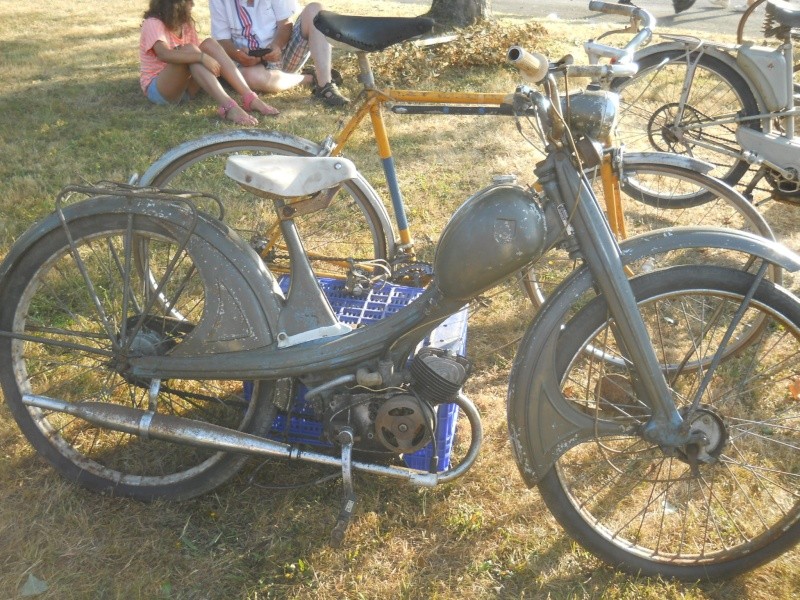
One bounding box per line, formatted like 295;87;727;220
324;349;471;455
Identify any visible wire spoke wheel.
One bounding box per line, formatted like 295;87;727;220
0;212;277;500
139;135;389;280
612;52;759;205
537;265;800;580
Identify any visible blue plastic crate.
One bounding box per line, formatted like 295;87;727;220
254;277;468;472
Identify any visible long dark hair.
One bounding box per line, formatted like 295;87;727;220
143;0;195;31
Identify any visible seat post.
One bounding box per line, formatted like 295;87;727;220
356;51;376;89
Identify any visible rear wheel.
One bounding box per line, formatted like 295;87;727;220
0;211;278;500
139;133;391;280
612;51;759;206
537;266;800;580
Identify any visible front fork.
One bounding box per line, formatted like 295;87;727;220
538;152;703;449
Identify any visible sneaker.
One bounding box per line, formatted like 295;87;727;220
313;82;350;107
709;0;729;7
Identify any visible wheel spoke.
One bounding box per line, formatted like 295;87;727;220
0;209;277;500
536;266;800;578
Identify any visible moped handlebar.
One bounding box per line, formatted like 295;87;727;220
584;1;656;65
507;46;639;81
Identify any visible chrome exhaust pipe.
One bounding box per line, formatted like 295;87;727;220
22;394;449;486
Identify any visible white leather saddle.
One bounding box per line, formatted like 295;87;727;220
225;155;358;197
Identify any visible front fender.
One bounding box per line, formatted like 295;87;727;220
507;227;800;486
622;151;713;174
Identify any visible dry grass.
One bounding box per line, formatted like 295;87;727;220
1;1;799;599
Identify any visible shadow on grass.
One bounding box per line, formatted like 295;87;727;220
0;398;789;598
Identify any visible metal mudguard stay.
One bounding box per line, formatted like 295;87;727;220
0;194;283;354
506;226;800;486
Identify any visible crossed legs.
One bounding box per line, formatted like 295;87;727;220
152;38;278;123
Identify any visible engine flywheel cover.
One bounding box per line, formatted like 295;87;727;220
374;394;435;453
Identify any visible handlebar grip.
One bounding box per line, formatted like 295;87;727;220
588;0;656;30
564;63;639;79
589;0;637;17
507;46;549;83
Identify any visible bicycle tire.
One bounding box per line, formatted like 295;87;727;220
523;160;777;315
530;265;800;580
0;209;278;501
139;131;393;280
611;51;760;206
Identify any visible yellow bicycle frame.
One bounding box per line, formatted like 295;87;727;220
271;86;628;279
328;90;510;249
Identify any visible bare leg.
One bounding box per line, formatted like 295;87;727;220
199;39;278;115
188;63;258;124
299;3;332;87
153;63;193;102
238;65;309;94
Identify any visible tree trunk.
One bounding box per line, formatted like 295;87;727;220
425;0;492;29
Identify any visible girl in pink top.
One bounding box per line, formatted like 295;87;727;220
139;0;278;124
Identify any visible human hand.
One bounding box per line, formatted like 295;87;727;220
233;48;260;67
201;53;223;77
261;47;282;64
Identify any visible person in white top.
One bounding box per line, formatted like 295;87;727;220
209;0;349;106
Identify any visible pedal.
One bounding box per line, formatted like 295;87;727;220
330;428;358;548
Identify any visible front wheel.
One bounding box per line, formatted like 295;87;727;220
536;265;800;580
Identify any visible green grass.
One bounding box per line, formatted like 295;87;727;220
1;1;799;598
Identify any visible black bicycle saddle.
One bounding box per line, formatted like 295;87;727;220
764;0;800;38
313;11;435;53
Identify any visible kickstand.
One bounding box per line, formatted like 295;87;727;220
330;428;357;548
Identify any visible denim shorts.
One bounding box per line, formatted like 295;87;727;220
146;76;190;106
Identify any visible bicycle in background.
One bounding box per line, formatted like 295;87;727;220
138;2;776;307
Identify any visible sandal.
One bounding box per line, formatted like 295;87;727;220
218;99;258;125
302;66;343;88
312;82;350;107
242;91;279;116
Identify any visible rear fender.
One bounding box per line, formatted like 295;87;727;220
0;194;282;353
